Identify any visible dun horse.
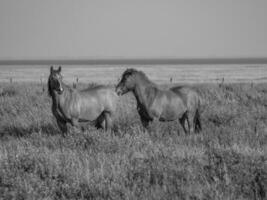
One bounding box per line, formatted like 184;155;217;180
48;66;118;134
115;68;202;134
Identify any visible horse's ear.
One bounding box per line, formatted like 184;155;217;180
58;66;61;72
50;66;54;73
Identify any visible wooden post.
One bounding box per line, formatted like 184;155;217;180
40;76;45;93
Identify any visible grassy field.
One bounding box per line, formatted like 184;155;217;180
0;81;267;199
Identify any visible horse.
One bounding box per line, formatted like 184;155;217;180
48;66;118;134
115;68;202;134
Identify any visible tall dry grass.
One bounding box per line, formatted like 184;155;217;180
0;82;266;200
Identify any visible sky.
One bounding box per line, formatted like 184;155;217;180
0;0;267;60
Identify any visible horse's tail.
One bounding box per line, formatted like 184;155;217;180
194;108;202;132
197;92;205;112
194;93;203;132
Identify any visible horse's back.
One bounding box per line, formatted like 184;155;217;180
148;87;187;120
170;85;201;111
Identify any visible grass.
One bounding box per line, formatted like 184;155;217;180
0;82;266;200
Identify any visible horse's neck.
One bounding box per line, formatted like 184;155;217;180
51;83;71;108
133;80;156;109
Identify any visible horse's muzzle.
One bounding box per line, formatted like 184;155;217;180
57;87;64;94
115;87;122;96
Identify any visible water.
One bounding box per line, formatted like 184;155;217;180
0;64;266;84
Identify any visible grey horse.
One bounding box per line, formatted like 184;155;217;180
115;68;202;134
48;66;118;134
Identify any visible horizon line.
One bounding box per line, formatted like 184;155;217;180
1;57;267;65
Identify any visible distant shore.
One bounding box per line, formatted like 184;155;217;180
1;57;267;65
0;64;266;83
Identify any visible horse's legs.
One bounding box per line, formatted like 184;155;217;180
71;118;83;131
71;118;79;127
179;112;188;134
103;112;113;131
56;119;67;136
140;115;151;129
197;117;202;132
142;119;154;135
187;111;195;134
95;112;106;129
95;111;113;131
194;109;202;133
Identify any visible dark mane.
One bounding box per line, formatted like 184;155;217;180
47;76;53;96
122;68;138;76
123;68;152;84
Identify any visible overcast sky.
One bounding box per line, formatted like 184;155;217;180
0;0;267;59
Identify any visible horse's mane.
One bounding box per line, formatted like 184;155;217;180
47;76;53;96
123;68;153;85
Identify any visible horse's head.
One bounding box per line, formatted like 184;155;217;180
116;68;138;95
48;66;64;95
